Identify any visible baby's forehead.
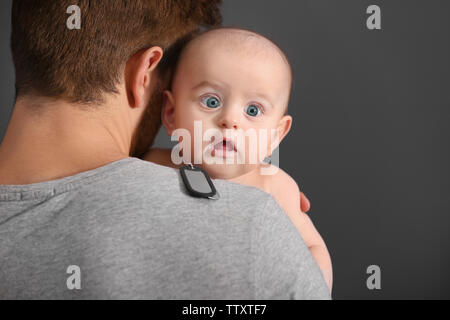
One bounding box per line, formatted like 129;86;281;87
197;29;280;53
176;28;292;80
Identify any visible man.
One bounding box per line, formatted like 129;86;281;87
0;0;330;299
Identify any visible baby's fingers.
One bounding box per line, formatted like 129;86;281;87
300;192;311;213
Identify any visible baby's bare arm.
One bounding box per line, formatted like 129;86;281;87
266;168;333;293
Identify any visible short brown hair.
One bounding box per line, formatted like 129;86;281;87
11;0;222;104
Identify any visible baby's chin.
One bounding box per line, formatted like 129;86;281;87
199;161;256;181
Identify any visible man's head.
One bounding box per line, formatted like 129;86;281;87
10;0;223;156
161;28;293;179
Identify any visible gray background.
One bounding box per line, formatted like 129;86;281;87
1;0;449;299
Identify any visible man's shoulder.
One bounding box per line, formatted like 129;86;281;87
82;157;180;192
76;158;277;217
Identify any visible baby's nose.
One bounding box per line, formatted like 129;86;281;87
220;118;238;130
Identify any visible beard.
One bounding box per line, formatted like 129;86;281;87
129;77;165;158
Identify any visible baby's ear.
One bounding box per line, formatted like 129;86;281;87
161;90;176;136
270;115;292;154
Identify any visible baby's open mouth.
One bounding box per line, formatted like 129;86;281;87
212;138;237;157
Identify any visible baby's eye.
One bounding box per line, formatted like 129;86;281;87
201;96;221;109
245;104;262;117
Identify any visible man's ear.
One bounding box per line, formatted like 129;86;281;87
126;46;163;109
161;90;176;136
270;115;292;154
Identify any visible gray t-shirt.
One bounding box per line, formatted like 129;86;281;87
0;157;330;299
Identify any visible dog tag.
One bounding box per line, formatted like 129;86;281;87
180;164;220;200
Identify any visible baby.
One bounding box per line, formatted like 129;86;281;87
144;27;333;292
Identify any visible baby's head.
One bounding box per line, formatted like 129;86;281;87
161;28;293;179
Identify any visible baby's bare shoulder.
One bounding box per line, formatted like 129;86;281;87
262;166;300;194
261;166;301;213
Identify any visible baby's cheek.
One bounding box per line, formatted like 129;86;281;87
244;131;272;163
174;111;193;131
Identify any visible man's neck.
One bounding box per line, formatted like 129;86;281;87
0;98;131;185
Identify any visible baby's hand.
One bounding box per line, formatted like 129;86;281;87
300;192;311;213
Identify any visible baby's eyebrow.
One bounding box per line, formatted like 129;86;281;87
192;80;229;92
249;93;274;110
